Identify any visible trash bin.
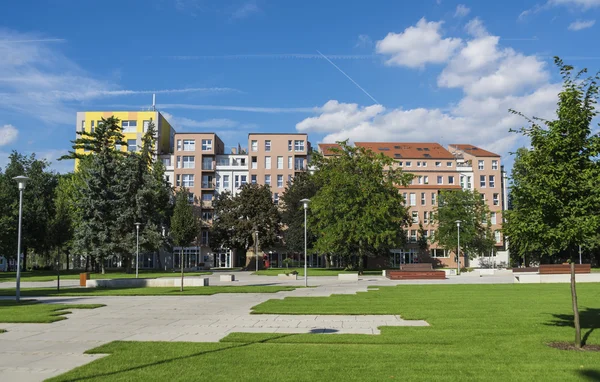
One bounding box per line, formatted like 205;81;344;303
79;272;90;287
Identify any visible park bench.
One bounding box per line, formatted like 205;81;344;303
387;263;445;280
538;264;591;274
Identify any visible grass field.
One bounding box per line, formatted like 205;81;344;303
0;300;104;323
253;267;382;276
0;285;296;297
49;283;600;381
0;270;212;283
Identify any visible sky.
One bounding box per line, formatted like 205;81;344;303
1;0;599;173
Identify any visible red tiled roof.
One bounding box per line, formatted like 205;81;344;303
318;143;341;156
449;144;499;157
355;142;455;160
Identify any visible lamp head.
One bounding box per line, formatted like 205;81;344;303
300;198;311;209
135;222;141;229
455;220;462;227
13;175;29;191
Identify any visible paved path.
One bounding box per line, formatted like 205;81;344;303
0;280;428;382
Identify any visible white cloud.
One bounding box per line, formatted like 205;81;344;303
231;1;260;20
465;17;488;37
568;19;596;30
548;0;600;9
375;18;462;68
298;18;560;161
355;34;373;48
454;4;471;17
0;124;18;146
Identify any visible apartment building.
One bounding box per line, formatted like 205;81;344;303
248;133;309;205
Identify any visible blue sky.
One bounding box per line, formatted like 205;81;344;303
1;0;599;172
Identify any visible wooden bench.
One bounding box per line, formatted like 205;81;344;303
400;263;433;271
539;264;591;274
387;270;446;280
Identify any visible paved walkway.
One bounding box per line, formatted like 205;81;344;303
0;280;429;382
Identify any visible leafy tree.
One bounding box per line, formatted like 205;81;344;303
49;174;76;267
505;58;600;348
309;141;412;273
417;222;429;258
280;172;318;259
170;188;199;291
434;189;495;269
210;184;281;264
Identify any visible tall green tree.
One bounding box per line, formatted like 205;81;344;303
309;141;412;272
434;189;495;269
506;58;600;348
210;184;281;260
280;172;318;258
170;189;199;291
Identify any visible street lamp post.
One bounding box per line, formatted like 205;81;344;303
455;220;462;275
300;199;311;287
13;175;29;303
135;223;141;278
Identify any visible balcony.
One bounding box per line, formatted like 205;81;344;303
294;164;306;171
202;162;215;171
201;182;215;189
201;200;213;209
215;158;248;170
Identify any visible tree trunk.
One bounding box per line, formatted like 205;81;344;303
180;248;184;292
85;256;89;272
56;248;60;292
101;260;105;275
325;254;331;269
358;244;364;275
570;261;582;348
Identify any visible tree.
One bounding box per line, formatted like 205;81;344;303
210;184;281;262
417;222;429;259
170;189;199;291
505;57;600;348
49;175;76;271
280;172;318;260
434;189;495;269
309;141;412;273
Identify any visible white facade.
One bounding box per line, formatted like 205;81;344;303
215;154;249;196
160;154;175;187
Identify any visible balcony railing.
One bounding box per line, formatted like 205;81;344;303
294;165;306;171
201;182;215;189
202;163;215;170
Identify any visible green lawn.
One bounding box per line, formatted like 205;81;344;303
49;283;600;381
0;270;212;283
0;300;104;323
253;267;382;276
0;286;296;297
592;268;600;273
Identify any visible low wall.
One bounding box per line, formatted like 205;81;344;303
86;277;210;288
338;273;359;281
514;273;600;284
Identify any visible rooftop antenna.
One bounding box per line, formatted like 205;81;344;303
152;93;156;111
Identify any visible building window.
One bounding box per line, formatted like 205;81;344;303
421;192;426;206
491;212;497;225
251;156;257;169
201;231;209;246
265;156;271;169
183;140;195;151
288;174;292;183
417;161;422;167
409;193;416;206
418;176;424;185
467;176;472;189
437;176;443;184
431;192;437;205
480;175;486;188
478;160;484;170
295;157;304;170
188;193;195;204
288;140;293;151
202;157;213;170
460;175;465;188
162;157;171;167
202;139;212;151
202;175;213;188
122;120;137;133
277;156;283;169
143;120;151;133
223;175;230;188
273;192;279;205
288;156;292;169
495;230;501;243
235;175;240;188
410;230;417;242
480;193;485;201
90;121;95;133
202;211;212;221
182;156;195;169
265;140;271;152
493;193;499;206
182;174;194;187
492;160;498;170
422;161;427;167
165;175;170;183
176;174;181;187
81;120;85;131
277;174;283;188
294;140;305;152
435;161;441;167
398;161;403;167
251;175;257;184
127;139;137;152
215;176;220;188
265;175;271;186
448;176;455;185
251;140;258;152
412;211;419;224
430;249;448;258
405;161;412;167
202;193;212;201
241;175;247;186
424;176;429;184
489;175;495;188
176;156;181;169
177;140;182;151
424;211;429;224
447;162;453;167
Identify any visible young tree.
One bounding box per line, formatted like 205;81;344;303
170;189;199;291
210;184;281;263
309;141;413;273
434;189;494;269
506;58;600;348
280;172;318;260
